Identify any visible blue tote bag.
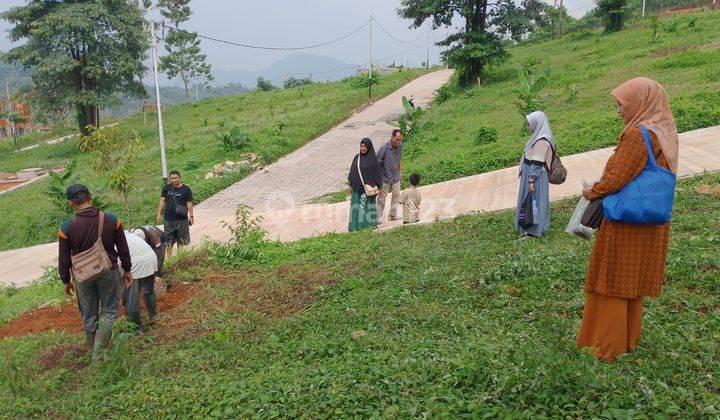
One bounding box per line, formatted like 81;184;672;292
603;126;676;225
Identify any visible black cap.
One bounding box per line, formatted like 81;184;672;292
66;183;91;201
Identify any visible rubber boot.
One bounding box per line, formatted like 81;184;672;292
144;294;158;323
126;311;142;334
91;320;113;363
84;331;95;352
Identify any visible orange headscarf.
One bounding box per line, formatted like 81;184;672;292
611;77;679;173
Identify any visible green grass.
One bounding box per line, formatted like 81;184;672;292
404;10;720;185
1;172;718;417
0;69;429;251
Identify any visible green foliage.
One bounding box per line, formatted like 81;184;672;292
350;72;380;88
79;125;145;223
256;77;275;91
214;127;250;152
0;69;428;250
650;13;662;43
184;159;200;170
211;204;266;267
1;0;148;134
399;0;509;86
597;0;628;32
386;96;424;139
402;11;720;186
283;77;313;89
473;126;498;145
1;173;719;416
158;0;213;99
515;67;550;117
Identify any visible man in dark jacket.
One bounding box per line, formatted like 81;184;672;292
59;184;133;361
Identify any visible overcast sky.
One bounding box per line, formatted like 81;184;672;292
0;0;595;71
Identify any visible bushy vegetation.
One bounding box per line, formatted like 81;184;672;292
1;172;718;416
0;69;430;250
403;10;720;186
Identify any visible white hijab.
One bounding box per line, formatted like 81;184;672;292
519;111;555;175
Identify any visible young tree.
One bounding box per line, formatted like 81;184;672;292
597;0;628;32
2;1;148;135
398;0;508;87
80;125;145;224
158;0;212;99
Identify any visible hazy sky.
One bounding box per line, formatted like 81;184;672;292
0;0;595;71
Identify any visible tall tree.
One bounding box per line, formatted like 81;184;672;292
597;0;628;32
2;1;148;135
158;0;212;99
398;0;508;87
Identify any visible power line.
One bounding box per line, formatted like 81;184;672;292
163;20;370;51
372;18;428;44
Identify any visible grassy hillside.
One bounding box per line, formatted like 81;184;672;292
404;10;720;185
1;172;718;417
0;69;429;251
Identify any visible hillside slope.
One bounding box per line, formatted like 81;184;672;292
0;69;429;250
1;171;718;416
404;10;720;184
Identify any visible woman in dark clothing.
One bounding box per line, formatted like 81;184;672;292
347;138;383;231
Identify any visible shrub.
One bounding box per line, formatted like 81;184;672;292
473;126;498;146
211;204;267;267
597;0;628;32
256;77;275;91
184;159;201;170
283;77;313;89
435;83;459;103
350;72;380;88
215;127;250;152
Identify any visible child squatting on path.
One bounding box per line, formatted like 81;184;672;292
400;173;422;224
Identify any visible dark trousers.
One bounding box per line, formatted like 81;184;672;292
123;274;157;330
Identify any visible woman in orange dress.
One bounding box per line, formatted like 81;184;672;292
577;77;679;362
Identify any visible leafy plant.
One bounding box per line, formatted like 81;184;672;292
650;13;662;42
211;204;266;267
214;127;250;152
184;159;201;170
283;77;313;89
386;96;424;139
350;72;380;89
473;126;498;146
597;0;628;32
565;84;579;103
515;67;550;117
79;125;145;224
47;159;109;213
256;77;275;91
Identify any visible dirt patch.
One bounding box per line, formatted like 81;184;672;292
695;184;720;197
651;44;698;58
158;267;337;342
0;282;194;340
0;179;28;192
39;344;88;370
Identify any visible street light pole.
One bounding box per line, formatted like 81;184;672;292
368;15;373;100
150;20;169;184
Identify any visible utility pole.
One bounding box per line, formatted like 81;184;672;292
150;20;169;183
642;0;647;17
368;15;373;100
426;29;430;69
5;81;17;151
195;80;199;103
557;0;564;37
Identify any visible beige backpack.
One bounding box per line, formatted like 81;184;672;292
71;212;112;283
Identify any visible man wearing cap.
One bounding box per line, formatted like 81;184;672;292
59;184;133;361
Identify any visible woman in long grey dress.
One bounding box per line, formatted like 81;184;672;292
515;111;555;238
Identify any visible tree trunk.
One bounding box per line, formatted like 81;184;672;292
76;103;99;136
181;72;189;99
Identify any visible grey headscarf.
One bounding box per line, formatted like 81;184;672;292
519;111;555;175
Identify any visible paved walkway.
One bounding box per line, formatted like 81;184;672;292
1;83;719;288
198;69;454;212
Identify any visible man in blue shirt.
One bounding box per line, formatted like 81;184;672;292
376;129;404;223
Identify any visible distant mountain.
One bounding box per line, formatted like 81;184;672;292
211;53;360;88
